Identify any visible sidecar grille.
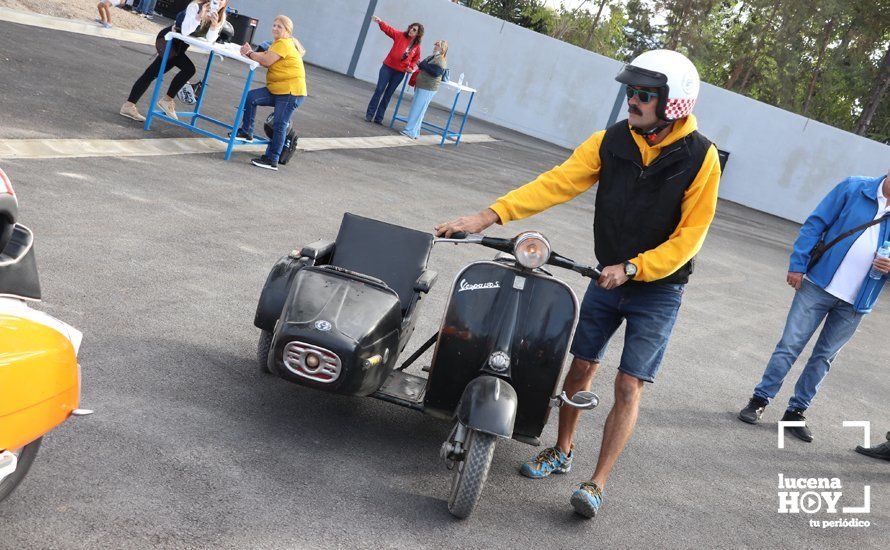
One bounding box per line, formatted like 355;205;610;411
283;341;342;383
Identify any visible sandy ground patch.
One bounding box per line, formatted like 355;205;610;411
0;0;165;32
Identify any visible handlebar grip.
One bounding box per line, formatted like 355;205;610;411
450;231;468;240
579;265;602;279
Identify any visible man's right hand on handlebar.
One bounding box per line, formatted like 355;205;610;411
435;209;501;237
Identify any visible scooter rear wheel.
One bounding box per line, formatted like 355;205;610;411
447;429;496;519
0;437;42;503
257;330;273;373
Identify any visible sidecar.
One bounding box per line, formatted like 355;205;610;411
254;213;437;396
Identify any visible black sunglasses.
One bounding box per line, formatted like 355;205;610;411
625;87;658;103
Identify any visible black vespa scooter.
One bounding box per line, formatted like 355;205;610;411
254;213;600;518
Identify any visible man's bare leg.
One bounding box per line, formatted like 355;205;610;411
590;371;644;488
555;358;600;453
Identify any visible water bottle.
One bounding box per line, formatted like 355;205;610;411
868;240;890;279
458;72;464;86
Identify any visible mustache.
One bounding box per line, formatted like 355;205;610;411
628;105;643;115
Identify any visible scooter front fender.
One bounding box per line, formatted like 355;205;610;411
455;376;517;439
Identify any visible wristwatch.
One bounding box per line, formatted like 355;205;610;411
624;261;638;279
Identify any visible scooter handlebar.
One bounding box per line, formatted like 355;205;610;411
547;252;601;279
436;232;601;279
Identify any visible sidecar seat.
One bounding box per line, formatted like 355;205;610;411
329;213;436;351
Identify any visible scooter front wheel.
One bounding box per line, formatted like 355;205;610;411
447;428;496;519
0;437;42;503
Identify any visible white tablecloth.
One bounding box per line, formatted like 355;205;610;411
163;32;259;70
440;80;477;93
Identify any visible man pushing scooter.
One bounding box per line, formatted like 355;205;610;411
436;49;722;519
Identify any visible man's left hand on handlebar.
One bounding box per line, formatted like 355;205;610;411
598;264;629;289
435;209;501;237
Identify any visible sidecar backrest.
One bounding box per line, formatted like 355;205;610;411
330;213;434;314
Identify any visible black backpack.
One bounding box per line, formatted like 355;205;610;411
278;129;299;165
263;114;299;165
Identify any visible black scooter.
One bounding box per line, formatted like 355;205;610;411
254;213;600;518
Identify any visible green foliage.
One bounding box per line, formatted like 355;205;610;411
457;0;890;142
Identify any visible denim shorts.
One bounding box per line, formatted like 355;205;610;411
569;281;684;382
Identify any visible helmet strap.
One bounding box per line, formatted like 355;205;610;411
631;121;672;144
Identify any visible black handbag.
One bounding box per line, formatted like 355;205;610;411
807;213;889;270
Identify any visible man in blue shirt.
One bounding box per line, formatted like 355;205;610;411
738;171;890;442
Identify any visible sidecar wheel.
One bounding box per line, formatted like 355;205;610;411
447;429;496;519
257;330;273;374
0;438;42;503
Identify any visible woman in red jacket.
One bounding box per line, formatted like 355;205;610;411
365;16;423;124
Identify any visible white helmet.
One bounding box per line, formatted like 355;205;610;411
615;49;700;121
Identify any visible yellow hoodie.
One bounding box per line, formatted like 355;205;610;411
489;115;721;282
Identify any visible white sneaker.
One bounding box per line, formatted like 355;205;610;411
120;102;146;122
157;97;178;120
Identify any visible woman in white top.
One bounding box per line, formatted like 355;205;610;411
120;0;227;122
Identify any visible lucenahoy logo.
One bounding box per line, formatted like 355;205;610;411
458;279;501;292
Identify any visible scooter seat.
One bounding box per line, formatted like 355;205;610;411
330;213;433;314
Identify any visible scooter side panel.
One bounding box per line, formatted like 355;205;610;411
425;262;577;439
0;316;78;450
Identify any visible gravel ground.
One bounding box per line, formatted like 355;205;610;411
0;0;165;32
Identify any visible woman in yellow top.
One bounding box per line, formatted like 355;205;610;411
236;15;307;170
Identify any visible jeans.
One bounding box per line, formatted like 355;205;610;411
136;0;158;15
366;64;405;123
403;88;436;138
570;282;684;383
239;87;305;162
753;279;863;410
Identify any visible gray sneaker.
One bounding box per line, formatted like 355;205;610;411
519;445;573;478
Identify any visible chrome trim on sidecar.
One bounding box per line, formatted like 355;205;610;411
283;341;342;383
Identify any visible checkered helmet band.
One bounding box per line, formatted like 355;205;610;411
664;97;696;120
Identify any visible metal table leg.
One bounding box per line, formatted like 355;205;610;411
441;90;461;147
226;67;256;161
144;38;173;131
190;52;215;126
389;73;410;129
454;91;475;146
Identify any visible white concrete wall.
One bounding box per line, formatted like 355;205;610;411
231;0;889;224
695;83;889;223
226;0;368;74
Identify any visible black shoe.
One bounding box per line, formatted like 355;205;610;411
738;397;768;424
373;119;383;125
229;130;254;143
855;432;890;461
781;409;814;442
251;156;278;171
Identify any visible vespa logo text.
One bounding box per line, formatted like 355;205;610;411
458;279;501;292
777;474;870;515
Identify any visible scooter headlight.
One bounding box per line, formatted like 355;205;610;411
513;232;551;269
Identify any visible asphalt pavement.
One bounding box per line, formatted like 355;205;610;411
0;17;887;549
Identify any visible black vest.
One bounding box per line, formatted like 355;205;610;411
594;121;712;285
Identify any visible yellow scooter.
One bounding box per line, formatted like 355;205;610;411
0;167;90;503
